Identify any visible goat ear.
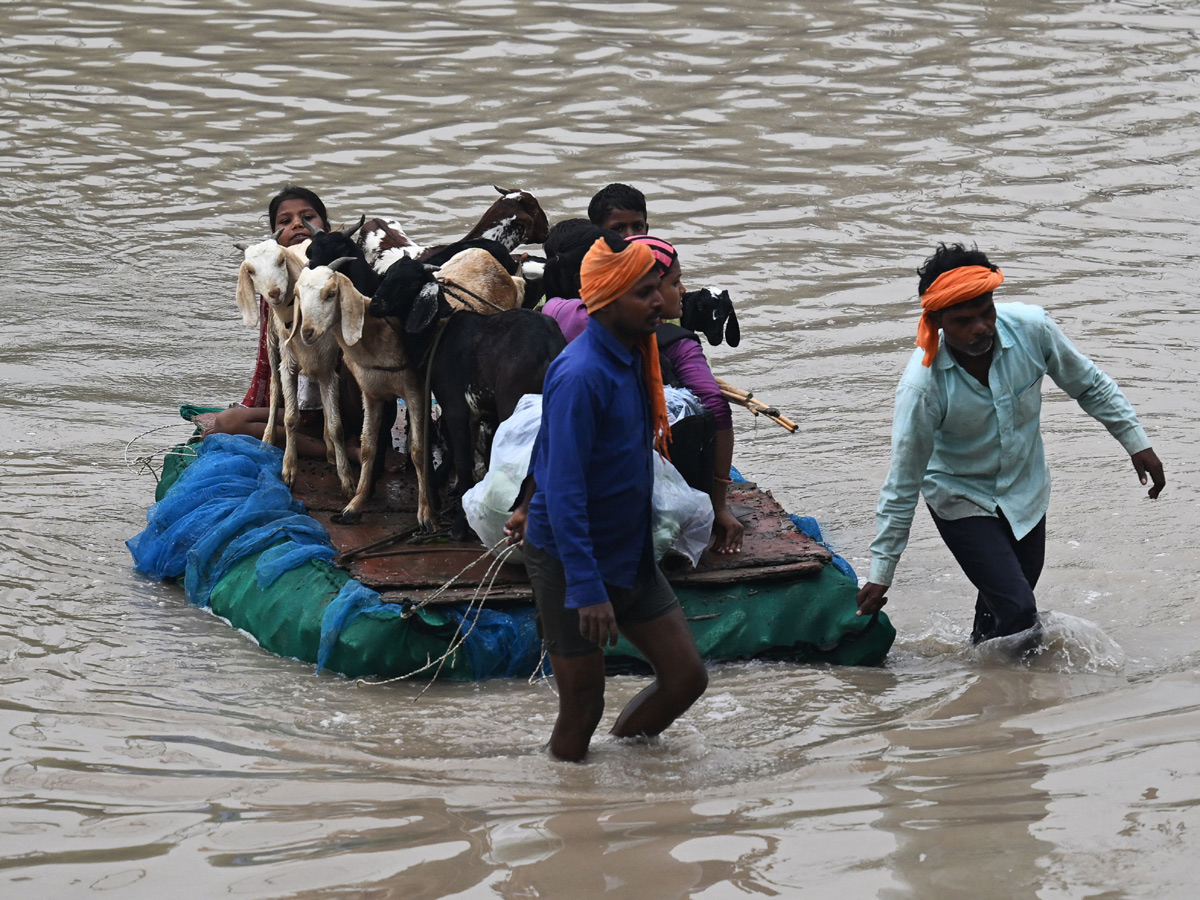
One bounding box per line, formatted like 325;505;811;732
284;302;303;349
724;308;740;348
406;291;440;334
283;249;305;285
235;263;259;327
341;214;365;239
340;278;368;346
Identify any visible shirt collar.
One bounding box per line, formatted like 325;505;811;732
585;315;638;367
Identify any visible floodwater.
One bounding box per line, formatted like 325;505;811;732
2;0;1199;896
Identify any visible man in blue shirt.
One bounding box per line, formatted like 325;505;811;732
857;243;1165;646
521;234;707;761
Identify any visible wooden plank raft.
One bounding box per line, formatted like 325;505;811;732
289;457;830;606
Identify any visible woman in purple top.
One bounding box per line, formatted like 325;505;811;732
629;235;743;555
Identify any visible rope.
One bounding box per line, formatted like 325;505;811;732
123;422;202;481
441;278;508;313
351;537;523;693
528;640;556;696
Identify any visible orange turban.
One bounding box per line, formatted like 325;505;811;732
916;265;1004;366
578;238;672;457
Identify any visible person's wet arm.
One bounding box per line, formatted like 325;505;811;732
858;383;938;615
667;339;741;551
1041;312;1164;498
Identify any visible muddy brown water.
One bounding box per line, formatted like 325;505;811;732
2;1;1199;896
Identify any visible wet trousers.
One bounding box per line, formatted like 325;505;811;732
928;507;1046;644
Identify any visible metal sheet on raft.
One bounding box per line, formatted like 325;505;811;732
290;457;831;603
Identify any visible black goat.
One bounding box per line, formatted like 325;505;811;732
680;288;740;347
369;258;566;540
419;237;518;274
305;215;381;297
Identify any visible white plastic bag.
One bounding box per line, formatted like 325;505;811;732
663;385;704;424
462;394;543;561
463;393;715;568
652;453;715;567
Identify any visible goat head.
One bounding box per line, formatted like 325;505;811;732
680;288;740;347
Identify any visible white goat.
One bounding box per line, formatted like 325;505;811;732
294;265;435;530
234;238;355;496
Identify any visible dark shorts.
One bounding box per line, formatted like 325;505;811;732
523;540;679;658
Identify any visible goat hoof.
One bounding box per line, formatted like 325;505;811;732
333;506;362;526
448;518;476;544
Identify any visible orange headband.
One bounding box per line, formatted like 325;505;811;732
580;238;656;313
577;238;673;457
916;265;1004;366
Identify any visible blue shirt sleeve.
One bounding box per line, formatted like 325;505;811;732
539;369;611;609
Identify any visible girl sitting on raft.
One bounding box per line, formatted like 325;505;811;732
207;186;359;458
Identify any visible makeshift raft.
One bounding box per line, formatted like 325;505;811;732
128;423;894;681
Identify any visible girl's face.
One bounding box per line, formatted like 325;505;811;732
273;199;326;247
657;258;685;319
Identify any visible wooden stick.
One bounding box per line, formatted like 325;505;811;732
715;377;798;433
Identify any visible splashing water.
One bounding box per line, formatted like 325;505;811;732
972;612;1126;675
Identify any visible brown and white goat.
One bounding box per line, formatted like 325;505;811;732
359;218;424;276
294;265;435;529
234;238;355;496
416;186;550;262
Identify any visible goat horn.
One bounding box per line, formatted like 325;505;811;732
494;185;513;195
272;227;285;241
423;263;439;273
327;256;356;272
340;214;366;238
304;219;324;235
234;241;250;252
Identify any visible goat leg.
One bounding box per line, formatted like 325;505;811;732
400;368;438;533
278;355;301;488
319;370;356;499
337;390;378;525
263;327;283;448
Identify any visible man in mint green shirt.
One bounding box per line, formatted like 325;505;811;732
857;243;1165;645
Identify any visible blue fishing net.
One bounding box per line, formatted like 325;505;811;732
129;432;544;680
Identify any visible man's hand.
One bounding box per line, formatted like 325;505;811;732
856;582;889;617
1131;447;1165;499
503;506;527;545
577;601;619;648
